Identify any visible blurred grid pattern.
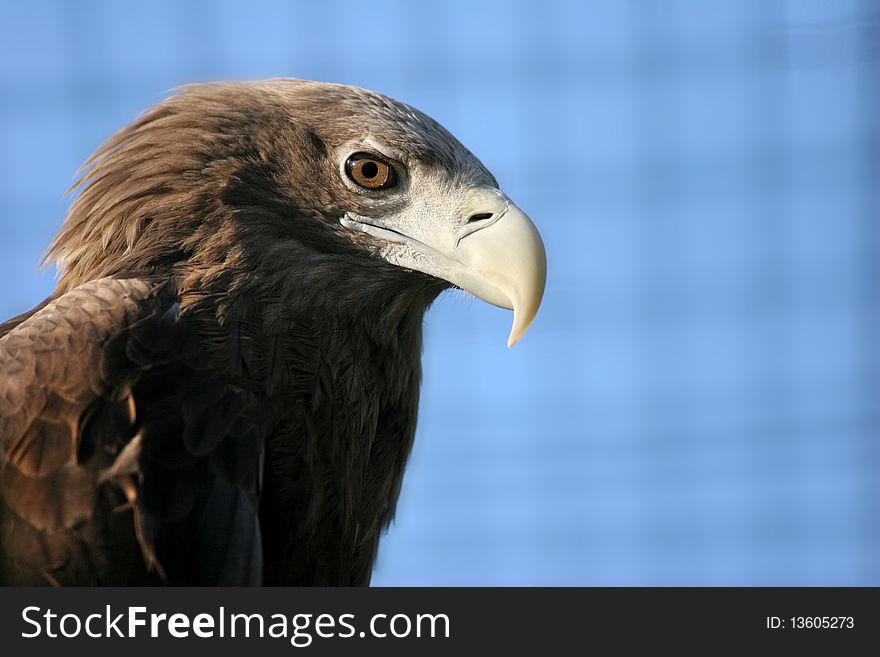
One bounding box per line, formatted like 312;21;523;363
1;0;877;585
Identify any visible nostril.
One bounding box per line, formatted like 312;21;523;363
468;212;494;223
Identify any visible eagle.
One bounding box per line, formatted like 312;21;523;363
0;79;546;586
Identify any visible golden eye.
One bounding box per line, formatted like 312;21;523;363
345;153;397;189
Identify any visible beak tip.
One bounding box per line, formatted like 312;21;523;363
505;315;530;348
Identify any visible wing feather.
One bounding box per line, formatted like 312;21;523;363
0;277;267;585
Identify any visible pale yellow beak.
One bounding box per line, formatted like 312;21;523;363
451;192;547;347
341;186;547;346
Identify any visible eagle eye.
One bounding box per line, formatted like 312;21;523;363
345;153;397;190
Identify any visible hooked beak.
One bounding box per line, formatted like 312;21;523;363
341;187;547;347
451;192;546;347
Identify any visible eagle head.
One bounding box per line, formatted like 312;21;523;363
49;79;546;346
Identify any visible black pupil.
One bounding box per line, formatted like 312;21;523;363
361;161;379;179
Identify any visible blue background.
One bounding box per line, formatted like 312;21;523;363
1;0;878;585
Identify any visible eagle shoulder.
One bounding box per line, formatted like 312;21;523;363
0;277;267;585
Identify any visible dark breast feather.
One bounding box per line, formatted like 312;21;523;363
1;271;427;586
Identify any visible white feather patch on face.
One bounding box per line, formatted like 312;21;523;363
360;137;406;166
334;137;473;256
